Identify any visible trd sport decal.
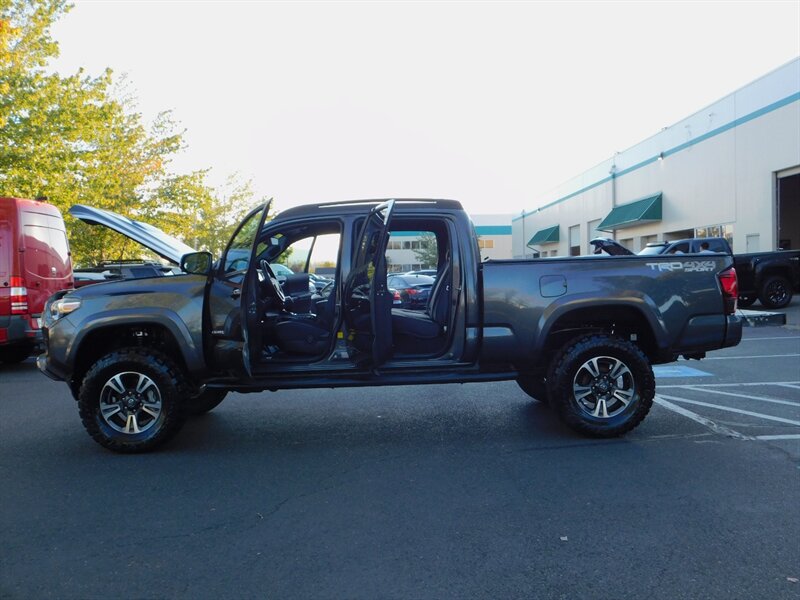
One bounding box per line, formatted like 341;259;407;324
646;261;717;272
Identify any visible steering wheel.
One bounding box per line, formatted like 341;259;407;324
259;259;286;305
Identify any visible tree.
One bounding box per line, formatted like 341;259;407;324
0;0;261;265
412;232;438;268
146;171;263;258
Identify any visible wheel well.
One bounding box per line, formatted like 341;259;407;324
542;306;659;362
759;267;792;284
70;324;189;395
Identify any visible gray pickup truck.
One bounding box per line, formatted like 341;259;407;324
39;199;742;452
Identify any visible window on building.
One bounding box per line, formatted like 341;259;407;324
641;234;658;245
587;219;602;254
695;223;734;247
569;224;581;256
477;239;495;249
620;238;634;251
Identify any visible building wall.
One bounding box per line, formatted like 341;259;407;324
514;58;800;257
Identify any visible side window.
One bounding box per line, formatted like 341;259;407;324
273;232;341;276
386;230;439;274
221;207;264;278
706;240;728;253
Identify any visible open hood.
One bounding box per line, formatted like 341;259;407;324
69;205;197;265
589;237;634;256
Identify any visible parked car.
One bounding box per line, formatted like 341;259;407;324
0;197;73;363
39;199;741;452
387;274;436;309
591;236;800;308
308;272;333;292
405;269;438;279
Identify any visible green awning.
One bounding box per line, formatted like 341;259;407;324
597;193;662;231
527;225;560;246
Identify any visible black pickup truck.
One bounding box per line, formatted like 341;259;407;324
38;200;742;452
592;236;800;309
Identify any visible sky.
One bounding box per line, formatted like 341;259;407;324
50;1;800;218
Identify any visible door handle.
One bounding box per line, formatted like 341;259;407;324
231;288;241;298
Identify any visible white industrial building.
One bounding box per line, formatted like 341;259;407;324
513;58;800;257
387;214;512;272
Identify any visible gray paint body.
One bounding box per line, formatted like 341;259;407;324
39;201;742;389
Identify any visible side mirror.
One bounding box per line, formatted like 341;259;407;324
180;251;213;275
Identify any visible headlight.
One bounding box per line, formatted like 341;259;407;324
49;297;82;321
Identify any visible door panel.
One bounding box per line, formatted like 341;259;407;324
207;203;268;374
343;201;395;365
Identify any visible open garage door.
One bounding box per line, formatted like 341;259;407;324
777;168;800;250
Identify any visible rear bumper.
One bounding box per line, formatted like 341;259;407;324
723;314;743;348
0;314;42;349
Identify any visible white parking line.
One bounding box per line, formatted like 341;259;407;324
659;381;800;388
740;336;800;341
658;393;800;426
754;434;800;441
703;354;800;360
684;386;800;407
653;396;750;439
776;383;800;390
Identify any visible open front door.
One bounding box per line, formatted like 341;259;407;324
206;201;270;376
343;200;396;365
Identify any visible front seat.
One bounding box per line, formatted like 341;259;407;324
391;251;452;341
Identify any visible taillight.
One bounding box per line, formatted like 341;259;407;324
406;288;419;296
393;290;401;301
718;267;738;315
10;276;28;315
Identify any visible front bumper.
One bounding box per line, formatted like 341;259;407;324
35;315;78;383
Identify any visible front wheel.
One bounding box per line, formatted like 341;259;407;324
758;275;792;309
78;348;188;453
547;335;654;438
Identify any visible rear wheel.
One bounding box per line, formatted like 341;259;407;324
548;335;654;437
78;348;188;453
758;275;792;309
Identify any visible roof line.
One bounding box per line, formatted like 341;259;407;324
513;91;800;222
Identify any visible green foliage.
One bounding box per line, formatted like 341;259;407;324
412;232;438;268
0;0;261;266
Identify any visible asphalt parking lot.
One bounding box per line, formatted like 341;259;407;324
1;301;798;599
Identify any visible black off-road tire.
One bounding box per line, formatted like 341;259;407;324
186;389;228;416
78;348;189;453
737;295;756;309
547;335;655;438
758;275;792;309
516;373;549;405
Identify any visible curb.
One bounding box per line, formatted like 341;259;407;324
737;309;787;327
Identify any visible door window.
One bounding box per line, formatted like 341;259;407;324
220;206;264;281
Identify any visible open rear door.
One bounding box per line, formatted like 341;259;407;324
343;201;396;366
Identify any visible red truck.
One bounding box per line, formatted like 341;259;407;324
0;197;74;363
